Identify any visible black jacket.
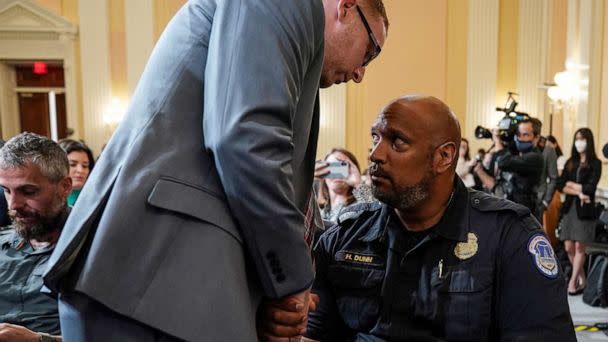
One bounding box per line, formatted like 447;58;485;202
557;158;602;219
495;148;544;213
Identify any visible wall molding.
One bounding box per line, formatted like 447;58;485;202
78;0;111;154
125;0;154;97
465;0;499;153
516;0;551;121
318;84;347;159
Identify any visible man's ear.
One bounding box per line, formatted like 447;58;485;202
434;142;457;174
337;0;358;21
59;176;72;198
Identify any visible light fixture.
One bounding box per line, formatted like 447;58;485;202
103;97;127;126
547;86;566;102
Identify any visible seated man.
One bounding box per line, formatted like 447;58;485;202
0;133;71;342
304;96;575;341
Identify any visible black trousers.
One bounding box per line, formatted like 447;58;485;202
58;291;184;342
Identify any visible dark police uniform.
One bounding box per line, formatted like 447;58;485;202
306;177;575;342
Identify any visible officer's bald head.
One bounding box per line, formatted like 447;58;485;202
375;95;461;171
369;95;461;214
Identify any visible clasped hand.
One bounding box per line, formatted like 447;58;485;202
257;290;319;341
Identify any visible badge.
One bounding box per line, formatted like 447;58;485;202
528;234;558;278
454;232;478;260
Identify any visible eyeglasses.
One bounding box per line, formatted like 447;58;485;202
356;5;382;67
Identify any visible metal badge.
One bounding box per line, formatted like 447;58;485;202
454;232;478;260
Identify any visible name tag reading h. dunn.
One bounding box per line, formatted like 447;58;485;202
335;251;383;267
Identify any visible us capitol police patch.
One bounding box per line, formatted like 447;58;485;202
527;234;558;278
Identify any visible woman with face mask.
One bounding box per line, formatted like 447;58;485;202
556;128;602;295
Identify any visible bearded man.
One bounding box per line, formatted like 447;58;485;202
295;96;575;341
0;132;71;342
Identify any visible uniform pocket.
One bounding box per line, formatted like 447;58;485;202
327;265;384;331
433;266;493;341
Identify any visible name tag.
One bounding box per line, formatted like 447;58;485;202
335;250;383;267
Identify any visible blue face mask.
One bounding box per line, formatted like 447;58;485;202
514;136;534;152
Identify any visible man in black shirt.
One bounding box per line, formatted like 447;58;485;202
301;96;574;341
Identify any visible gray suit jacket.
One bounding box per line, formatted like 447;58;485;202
538;146;558;206
43;0;325;340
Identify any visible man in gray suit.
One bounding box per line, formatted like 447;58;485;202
43;0;389;341
530;119;558;223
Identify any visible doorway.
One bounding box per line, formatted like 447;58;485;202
8;61;68;140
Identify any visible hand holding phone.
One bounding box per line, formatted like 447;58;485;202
324;161;349;179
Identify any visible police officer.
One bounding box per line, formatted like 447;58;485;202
303;96;575;341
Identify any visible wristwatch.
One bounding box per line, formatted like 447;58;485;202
38;332;55;342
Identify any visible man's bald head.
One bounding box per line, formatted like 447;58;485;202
382;96;460;144
369;95;461;212
375;95;461;169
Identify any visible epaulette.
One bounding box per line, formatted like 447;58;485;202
468;189;531;218
336;201;382;226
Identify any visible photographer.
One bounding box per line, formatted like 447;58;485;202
475;119;544;216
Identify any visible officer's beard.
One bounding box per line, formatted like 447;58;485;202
372;163;434;211
10;200;67;241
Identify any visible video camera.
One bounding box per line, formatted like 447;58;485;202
474;92;530;148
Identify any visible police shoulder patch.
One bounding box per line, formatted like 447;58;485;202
527;234;559;278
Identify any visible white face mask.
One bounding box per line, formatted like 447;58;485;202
575;139;587;153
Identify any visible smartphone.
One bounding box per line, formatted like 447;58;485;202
325;161;349;179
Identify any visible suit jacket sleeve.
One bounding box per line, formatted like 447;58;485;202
202;0;323;298
543;147;558;204
555;159;572;192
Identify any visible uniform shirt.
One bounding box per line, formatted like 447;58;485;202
0;229;60;335
306;177;575;342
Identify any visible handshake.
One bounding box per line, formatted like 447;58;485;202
257;289;319;341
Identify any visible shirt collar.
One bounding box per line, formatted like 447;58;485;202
433;176;470;242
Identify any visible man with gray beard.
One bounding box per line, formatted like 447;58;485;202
300;96;575;341
0;133;71;342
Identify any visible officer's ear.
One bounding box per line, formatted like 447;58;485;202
433;141;457;174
